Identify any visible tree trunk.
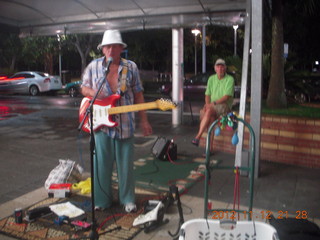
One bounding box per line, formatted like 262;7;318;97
267;0;287;108
9;55;16;72
73;35;93;74
44;53;54;75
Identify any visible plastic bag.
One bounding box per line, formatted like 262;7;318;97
72;177;91;194
44;159;83;190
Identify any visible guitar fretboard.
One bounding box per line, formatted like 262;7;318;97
107;102;158;115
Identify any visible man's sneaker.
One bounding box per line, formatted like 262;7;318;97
125;203;137;213
94;206;106;211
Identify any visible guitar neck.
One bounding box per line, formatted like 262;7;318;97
108;101;158;115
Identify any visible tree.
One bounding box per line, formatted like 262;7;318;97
267;0;287;108
123;30;172;72
0;33;22;73
267;0;320;108
67;34;97;73
284;1;320;71
20;36;59;74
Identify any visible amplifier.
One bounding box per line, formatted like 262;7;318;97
152;137;177;161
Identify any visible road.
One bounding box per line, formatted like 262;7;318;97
0;94;202;206
0;95;90;205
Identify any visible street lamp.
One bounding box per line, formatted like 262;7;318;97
57;33;62;81
192;28;201;75
233;25;238;56
313;60;319;72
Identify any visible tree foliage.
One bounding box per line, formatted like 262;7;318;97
64;34;100;73
266;0;320;108
20;36;60;74
122;30;172;72
0;33;22;73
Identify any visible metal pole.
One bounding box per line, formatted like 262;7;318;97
202;25;206;73
251;0;263;178
233;25;238;56
235;2;251;168
57;34;62;81
191;29;200;75
194;35;197;75
59;53;62;80
172;28;184;126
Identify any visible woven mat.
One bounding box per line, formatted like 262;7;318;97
0;188;166;240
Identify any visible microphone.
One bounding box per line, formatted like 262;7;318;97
104;57;113;74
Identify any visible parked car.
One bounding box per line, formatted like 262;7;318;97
285;76;320;103
0;71;62;96
0;74;8;80
64;80;82;97
159;72;241;100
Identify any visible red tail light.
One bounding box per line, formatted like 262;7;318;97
43;78;51;83
4;77;25;81
0;106;10;115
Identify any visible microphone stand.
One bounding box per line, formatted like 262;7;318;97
78;63;111;240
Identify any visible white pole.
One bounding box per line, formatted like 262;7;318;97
233;25;239;56
202;25;206;73
172;28;184;126
191;29;201;75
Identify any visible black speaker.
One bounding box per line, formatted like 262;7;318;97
152;137;170;161
166;143;177;161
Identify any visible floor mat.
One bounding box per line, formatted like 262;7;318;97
0;189;165;240
132;154;207;194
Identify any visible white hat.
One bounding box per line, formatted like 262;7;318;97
215;58;226;66
97;30;127;49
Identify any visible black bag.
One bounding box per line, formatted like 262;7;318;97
152;137;177;161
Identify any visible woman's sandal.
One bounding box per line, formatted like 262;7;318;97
191;138;200;146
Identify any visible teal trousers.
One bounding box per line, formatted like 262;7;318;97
93;131;135;208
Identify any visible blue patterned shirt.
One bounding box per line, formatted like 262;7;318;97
81;56;144;139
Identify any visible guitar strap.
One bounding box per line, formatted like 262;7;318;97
119;58;128;138
120;58;128;95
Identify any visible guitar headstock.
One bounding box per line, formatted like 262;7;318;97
156;99;177;111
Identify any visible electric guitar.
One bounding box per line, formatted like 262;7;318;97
79;94;176;133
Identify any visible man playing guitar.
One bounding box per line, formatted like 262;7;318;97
81;29;152;213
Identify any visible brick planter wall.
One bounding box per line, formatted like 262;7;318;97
200;114;320;168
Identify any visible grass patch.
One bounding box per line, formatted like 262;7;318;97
261;102;320;118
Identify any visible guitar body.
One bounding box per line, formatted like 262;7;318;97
79;94;121;133
79;94;176;133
